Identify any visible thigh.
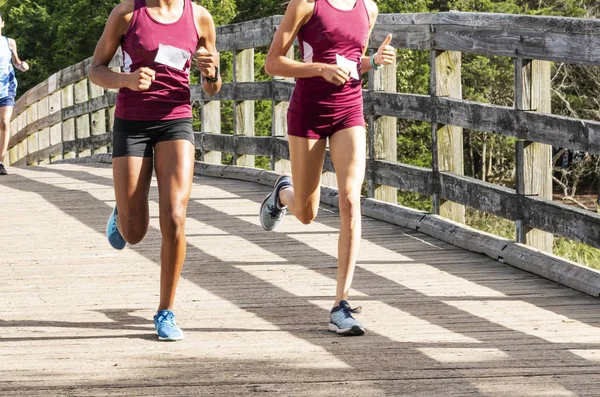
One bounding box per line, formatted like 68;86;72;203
329;126;367;196
0;105;13;125
288;135;327;208
112;118;155;158
154;139;195;212
112;155;154;219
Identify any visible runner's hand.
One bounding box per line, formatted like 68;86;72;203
322;64;351;86
20;62;29;72
127;67;155;91
374;34;395;66
196;46;218;79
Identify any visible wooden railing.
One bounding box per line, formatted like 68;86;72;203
6;12;600;262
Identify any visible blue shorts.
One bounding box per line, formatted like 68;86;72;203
0;96;15;107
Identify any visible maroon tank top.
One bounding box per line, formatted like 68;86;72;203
116;0;200;121
289;0;370;114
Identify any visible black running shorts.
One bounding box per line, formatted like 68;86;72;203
112;117;195;158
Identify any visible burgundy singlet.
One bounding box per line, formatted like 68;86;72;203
116;0;200;121
288;0;370;140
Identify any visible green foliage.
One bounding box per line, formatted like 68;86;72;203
398;192;433;212
0;0;237;94
466;209;515;240
397;121;432;168
231;0;283;22
0;0;121;94
195;0;236;25
554;238;600;269
465;209;600;268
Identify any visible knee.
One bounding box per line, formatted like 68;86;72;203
0;119;9;133
296;213;315;225
338;194;361;222
295;205;318;225
118;208;148;245
160;204;187;240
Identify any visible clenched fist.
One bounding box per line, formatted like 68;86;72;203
196;46;218;79
322;64;351;86
126;67;155;91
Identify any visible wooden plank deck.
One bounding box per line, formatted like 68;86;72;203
1;163;600;396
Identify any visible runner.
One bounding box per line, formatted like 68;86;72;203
0;12;29;176
260;0;395;335
90;0;221;341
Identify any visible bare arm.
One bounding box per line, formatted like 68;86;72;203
8;39;28;72
360;1;395;74
89;0;155;91
359;1;378;74
194;5;221;97
265;0;350;85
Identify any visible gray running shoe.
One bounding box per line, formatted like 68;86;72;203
259;175;292;231
329;300;365;336
0;163;7;175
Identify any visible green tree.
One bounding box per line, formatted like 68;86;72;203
0;0;237;94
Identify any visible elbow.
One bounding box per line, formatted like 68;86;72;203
264;57;276;76
89;62;107;87
89;66;98;85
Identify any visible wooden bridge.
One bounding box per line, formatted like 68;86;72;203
2;12;600;396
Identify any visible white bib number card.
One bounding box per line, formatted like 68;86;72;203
155;44;191;71
335;54;360;80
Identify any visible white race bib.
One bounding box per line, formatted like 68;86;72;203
336;54;360;80
155;44;191;71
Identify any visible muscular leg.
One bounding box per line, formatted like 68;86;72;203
112;156;153;244
328;127;366;306
0;106;14;163
154;139;195;311
279;135;327;224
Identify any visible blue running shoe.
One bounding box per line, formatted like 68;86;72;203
154;310;184;341
260;175;293;231
106;207;126;250
329;300;365;336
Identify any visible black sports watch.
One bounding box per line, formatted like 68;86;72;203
203;66;219;83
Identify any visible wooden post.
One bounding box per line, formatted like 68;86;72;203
514;59;553;253
17;139;26;162
10;113;27;164
49;90;62;163
25;104;38;164
597;176;600;214
235;48;255;167
272;46;294;174
202;100;221;165
62;84;76;159
371;55;398;203
200;48;222;165
74;79;91;157
431;50;465;223
90;81;107;154
26;130;38;165
37;97;50;164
